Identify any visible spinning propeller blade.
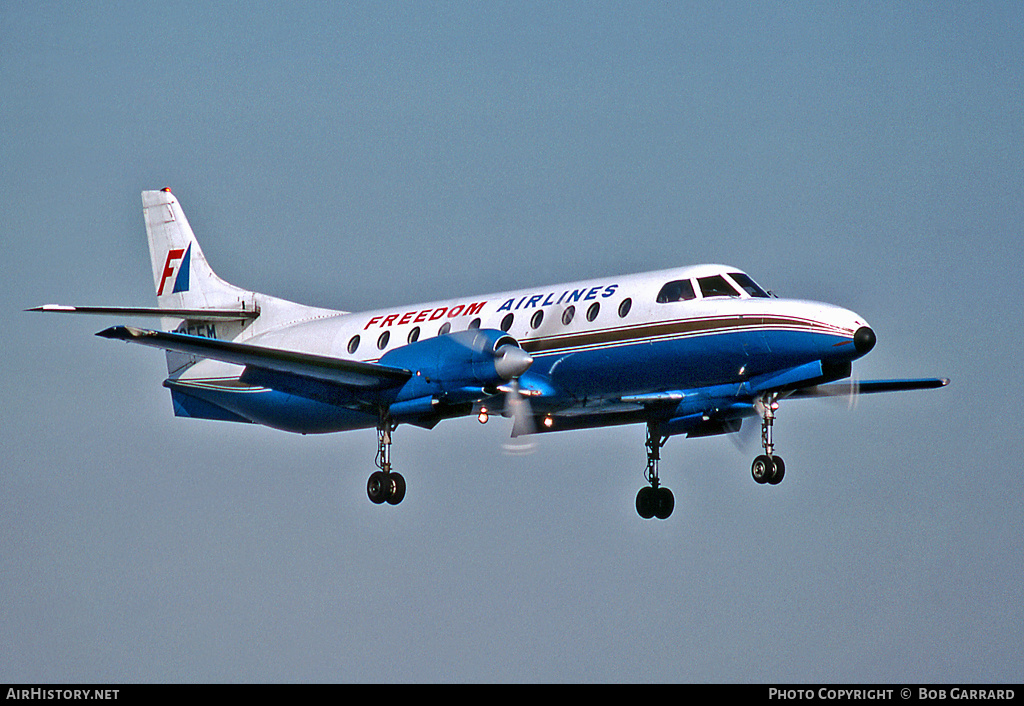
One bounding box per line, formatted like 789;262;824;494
493;342;537;454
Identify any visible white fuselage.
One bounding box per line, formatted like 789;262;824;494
179;263;870;418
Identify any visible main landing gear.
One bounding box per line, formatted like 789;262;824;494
636;421;675;520
634;394;790;517
367;415;406;506
751;393;785;486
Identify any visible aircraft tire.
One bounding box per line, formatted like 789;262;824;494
636;486;656;519
767;457;785;485
751;455;773;484
367;471;389;504
386;472;406;505
654;487;674;520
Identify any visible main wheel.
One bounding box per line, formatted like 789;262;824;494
767;456;785;485
654;487;674;520
367;471;389;504
636;486;656;519
751;455;774;484
386;472;406;505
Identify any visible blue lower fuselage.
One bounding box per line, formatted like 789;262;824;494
168;321;866;436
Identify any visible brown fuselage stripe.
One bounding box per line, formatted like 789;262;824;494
520;315;849;355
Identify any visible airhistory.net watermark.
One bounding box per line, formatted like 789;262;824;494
6;690;118;701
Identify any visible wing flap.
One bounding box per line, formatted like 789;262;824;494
96;325;411;390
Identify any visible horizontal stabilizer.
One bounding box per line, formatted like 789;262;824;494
789;377;950;398
96;325;410;390
29;305;259;320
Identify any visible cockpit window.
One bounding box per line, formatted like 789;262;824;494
697;275;741;298
656;279;696;303
727;272;770;298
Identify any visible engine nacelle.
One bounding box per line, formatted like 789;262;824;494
380;329;532;406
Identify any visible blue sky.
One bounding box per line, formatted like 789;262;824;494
3;1;1022;682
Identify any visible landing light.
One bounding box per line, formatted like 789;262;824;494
478;408;489;424
543;415;554;428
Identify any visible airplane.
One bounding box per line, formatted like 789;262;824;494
31;188;949;519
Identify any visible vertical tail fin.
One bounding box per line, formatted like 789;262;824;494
143;188;257;374
143;188;252;311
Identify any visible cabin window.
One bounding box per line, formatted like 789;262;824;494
586;302;600;322
377;331;390;350
468;318;481;329
562;305;575;326
727;272;770;298
408;327;420;344
438;322;451;336
531;310;544;329
347;335;360;354
656;279;696;303
618;298;632;318
697;275;741;298
500;313;514;331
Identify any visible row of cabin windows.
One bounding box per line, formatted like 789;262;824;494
346;274;765;354
346;317;483;354
346;297;635;355
497;296;627;333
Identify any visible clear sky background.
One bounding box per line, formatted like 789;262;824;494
2;1;1021;683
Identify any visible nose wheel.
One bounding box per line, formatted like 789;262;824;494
636;421;675;519
752;454;785;485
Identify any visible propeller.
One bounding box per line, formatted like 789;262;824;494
493;341;533;382
492;341;538;454
501;377;538;454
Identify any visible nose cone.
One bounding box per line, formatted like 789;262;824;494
854;326;876;355
494;344;533;380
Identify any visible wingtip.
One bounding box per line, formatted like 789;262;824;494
95;326;126;339
26;304;75;312
95;325;148;340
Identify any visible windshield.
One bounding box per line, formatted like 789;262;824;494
697;275;741;298
727;272;770;298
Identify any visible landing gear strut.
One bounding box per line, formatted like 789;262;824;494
751;393;785;485
636;421;675;520
367;414;406;505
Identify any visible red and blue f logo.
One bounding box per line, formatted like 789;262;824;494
157;244;191;296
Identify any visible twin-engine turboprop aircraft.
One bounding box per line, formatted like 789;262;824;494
32;189;948;519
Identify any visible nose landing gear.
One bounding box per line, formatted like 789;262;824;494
751;394;785;485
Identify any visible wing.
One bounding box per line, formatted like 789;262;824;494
517;374;950;438
96;326;411;404
787;377;950;398
29;305;260;320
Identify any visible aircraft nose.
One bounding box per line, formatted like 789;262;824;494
854;326;876;355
